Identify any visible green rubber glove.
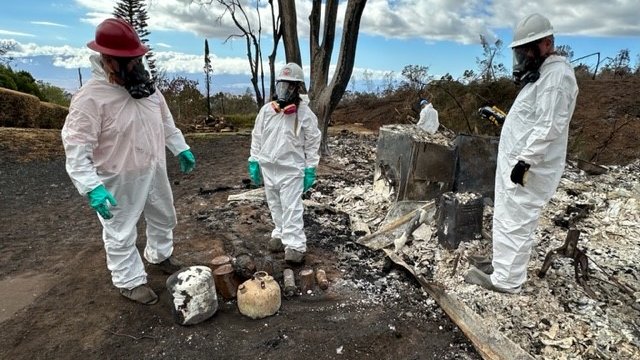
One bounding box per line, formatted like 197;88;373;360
303;167;316;192
248;160;262;186
88;185;117;220
178;149;196;174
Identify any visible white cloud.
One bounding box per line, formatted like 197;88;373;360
351;66;398;81
70;0;640;48
74;0;313;40
31;21;69;28
489;0;640;37
360;0;493;44
74;0;242;37
5;40;256;76
0;29;36;37
154;51;251;75
74;0;113;17
4;0;638;87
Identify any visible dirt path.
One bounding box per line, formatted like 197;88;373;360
0;128;479;359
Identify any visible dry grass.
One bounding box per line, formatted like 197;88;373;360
0;128;64;163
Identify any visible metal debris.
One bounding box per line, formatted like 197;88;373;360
324;132;640;359
538;229;594;297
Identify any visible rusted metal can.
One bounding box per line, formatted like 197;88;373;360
315;269;329;290
299;268;315;293
213;263;239;300
210;254;232;271
283;268;296;297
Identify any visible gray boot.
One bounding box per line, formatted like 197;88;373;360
268;237;284;253
119;284;158;305
464;266;521;294
284;248;305;264
468;254;494;274
152;256;184;275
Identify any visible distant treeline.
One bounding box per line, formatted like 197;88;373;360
0;64;72;107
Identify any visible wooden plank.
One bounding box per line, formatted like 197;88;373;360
357;200;435;249
383;249;535;360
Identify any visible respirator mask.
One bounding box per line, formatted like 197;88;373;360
512;43;543;86
274;81;299;114
115;56;156;99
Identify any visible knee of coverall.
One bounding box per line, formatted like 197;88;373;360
273;174;305;250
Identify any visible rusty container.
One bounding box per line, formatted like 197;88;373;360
436;192;483;249
299;268;315;293
283;268;297;297
315;269;329;290
213;263;239;300
210;254;232;271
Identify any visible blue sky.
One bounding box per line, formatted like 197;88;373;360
1;0;639;94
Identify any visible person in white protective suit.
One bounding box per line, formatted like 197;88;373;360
248;63;322;264
464;13;578;293
416;98;439;134
61;18;196;305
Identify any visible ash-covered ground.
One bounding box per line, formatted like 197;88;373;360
316;129;640;360
0;128;481;360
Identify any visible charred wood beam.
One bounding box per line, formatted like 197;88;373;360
538;229;596;298
357;201;435;250
383;249;535;360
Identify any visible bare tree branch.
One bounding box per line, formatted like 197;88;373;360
267;0;282;99
211;0;265;105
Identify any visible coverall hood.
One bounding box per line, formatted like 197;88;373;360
90;54;108;82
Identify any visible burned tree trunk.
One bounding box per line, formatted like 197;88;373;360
310;0;366;155
278;0;303;67
280;0;367;155
267;0;282;100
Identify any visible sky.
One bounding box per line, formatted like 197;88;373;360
1;0;639;95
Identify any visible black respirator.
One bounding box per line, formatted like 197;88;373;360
115;57;156;99
512;43;543;86
274;81;300;113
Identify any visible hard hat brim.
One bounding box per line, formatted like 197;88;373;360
87;40;149;57
509;29;553;48
276;76;303;82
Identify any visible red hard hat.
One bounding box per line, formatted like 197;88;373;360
87;18;149;57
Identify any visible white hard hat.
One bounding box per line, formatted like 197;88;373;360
509;13;554;48
276;62;304;82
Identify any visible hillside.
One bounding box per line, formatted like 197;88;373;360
332;77;640;165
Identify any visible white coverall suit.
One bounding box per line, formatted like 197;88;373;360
417;103;439;134
62;55;190;290
249;100;321;252
491;55;578;289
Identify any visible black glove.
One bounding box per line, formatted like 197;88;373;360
510;160;530;186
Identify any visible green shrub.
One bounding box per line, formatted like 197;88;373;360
37;101;68;129
0;87;40;128
37;81;71;107
224;113;256;129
